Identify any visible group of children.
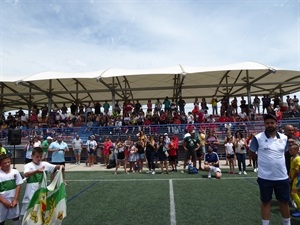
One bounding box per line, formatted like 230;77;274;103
0;147;63;225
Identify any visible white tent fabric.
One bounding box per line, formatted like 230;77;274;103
0;61;299;111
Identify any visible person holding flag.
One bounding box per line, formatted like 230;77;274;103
20;147;62;217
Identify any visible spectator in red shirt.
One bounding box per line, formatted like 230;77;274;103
168;137;178;172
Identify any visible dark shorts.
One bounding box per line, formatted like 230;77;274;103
185;150;196;161
227;154;235;159
196;150;203;158
257;177;290;203
51;162;65;166
168;155;177;162
88;150;96;156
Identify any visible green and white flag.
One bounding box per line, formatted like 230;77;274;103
22;168;67;225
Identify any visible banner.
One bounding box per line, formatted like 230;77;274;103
22;168;67;225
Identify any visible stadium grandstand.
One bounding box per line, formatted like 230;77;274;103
1;61;300;165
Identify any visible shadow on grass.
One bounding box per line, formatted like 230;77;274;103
270;200;300;224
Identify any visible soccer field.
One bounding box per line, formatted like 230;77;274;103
57;171;300;225
7;170;300;225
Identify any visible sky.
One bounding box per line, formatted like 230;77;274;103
1;0;299;76
0;0;300;113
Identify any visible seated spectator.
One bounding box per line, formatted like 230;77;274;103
145;109;152;118
218;112;227;132
159;110;167;124
275;107;283;121
114;116;122;135
204;145;222;179
238;108;249;122
187;112;194;124
197;110;205;123
206;115;216;131
170;99;177;112
249;106;256;121
83;119;94;133
180;112;187;124
166;111;173;124
144;116;152;134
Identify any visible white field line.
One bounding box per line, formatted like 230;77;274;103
169;179;176;225
66;176;257;182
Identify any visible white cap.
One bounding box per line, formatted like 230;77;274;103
164;133;168;136
46;136;53;140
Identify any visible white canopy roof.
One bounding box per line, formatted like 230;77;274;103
0;61;299;111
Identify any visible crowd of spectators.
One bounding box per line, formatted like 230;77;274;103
0;94;299;140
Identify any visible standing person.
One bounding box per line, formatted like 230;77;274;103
198;129;206;170
20;147;62;216
145;136;156;174
155;98;162;113
182;130;200;173
135;137;145;173
127;142;137;173
168;136;177;172
224;135;235;174
103;100;110;115
247;133;258;172
102;137;112;166
48;135;68;185
72;134;83;165
211;96;218;115
249;114;290;225
157;135;169;174
0;154;23;225
32;136;41;148
288;144;300;217
23;140;34;164
284;124;298;175
86;135;97;167
114;140;128;174
253;95;261;114
41;136;52;161
177;96;186;113
235;131;247;175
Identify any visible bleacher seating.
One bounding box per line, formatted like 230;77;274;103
2;117;300;164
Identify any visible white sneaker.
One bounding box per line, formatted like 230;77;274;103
254;168;258;172
292;200;297;208
208;172;212;178
243;171;247;175
146;170;151;174
181;170;185;174
238;171;242;175
152;171;156;175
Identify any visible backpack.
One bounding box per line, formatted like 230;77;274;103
188;164;198;174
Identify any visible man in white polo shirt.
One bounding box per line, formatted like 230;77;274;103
250;114;290;225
